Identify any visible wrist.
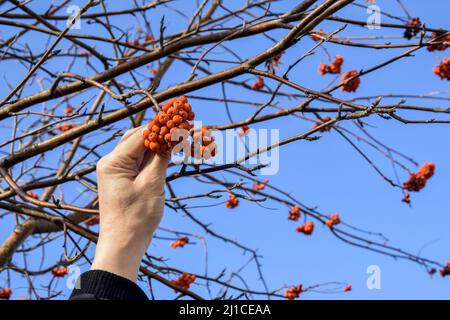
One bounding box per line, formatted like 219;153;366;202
91;231;152;282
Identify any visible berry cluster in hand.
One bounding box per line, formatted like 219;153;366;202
225;194;239;209
171;273;196;290
312;116;334;132
403;17;421;40
170;236;189;248
296;221;314;235
340;70;361;92
143;96;195;153
428;32;450;52
325;213;340;228
440;262;450;277
284;284;302;300
288;206;301;221
251;76;265;91
318;55;344;75
0;287;12;299
52;266;68;277
402;162;435;192
433;58;450;81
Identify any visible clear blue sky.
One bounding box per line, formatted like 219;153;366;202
0;0;448;299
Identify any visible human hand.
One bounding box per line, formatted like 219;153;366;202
91;127;170;282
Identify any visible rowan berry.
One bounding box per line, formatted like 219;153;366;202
296;221;314;235
64;106;75;114
428;32;450;52
171;273;196;291
0;287;12;299
284;284;302;300
312;116;334;132
439;262;450;277
325;213;340;228
225;194;239;209
170;236;189;248
402;162;435;192
288;206;301;221
340;70;360;92
52;266;68;278
404;17;422;40
251;76;265;91
318;55;344;75
253;179;269;191
26;190;39;199
401;193;411;204
56;123;76;132
238;125;250;137
433;58;450;81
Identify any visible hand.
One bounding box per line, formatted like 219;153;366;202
91;127;170;282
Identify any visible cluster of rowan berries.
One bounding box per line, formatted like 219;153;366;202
325;213;340;228
56;123;76;132
143;96;195;153
428;32;450;52
238;125;250;137
251;76;265;91
343;284;352;292
402;162;435;192
318;55;344;75
440;262;450;277
340;70;361;92
84;215;100;226
403;17;421;40
26;190;39;199
170;236;189;248
253;179;269;192
225;194;239;209
288;206;301;221
312;116;334;132
0;287;12;300
433;58;450;81
51;266;68;278
296;221;314;235
171;273;196;290
284;284;302;300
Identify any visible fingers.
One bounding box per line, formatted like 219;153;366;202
117;126;143;145
137;151;170;186
112;127;147;162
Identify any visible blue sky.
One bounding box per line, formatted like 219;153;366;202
0;0;448;299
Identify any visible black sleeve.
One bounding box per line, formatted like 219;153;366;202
69;270;148;300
